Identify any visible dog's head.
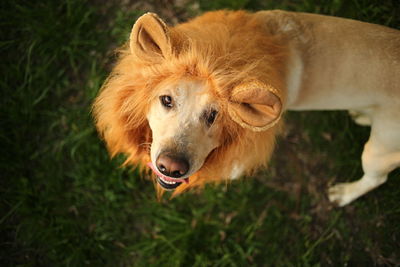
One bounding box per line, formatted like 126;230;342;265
93;11;286;194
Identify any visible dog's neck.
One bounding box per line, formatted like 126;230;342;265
285;44;304;109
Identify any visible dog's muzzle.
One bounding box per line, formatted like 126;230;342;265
156;153;189;178
147;153;190;190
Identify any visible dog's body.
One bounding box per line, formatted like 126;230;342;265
262;11;400;206
93;10;400;206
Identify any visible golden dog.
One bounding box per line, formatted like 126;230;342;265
93;10;400;206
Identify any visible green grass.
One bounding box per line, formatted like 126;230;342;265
1;0;399;266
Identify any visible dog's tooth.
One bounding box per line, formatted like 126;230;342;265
158;176;177;185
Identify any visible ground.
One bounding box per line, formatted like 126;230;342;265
1;0;400;266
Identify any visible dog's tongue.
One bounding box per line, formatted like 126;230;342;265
147;162;189;184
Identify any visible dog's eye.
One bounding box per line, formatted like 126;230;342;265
205;109;218;126
160;95;173;108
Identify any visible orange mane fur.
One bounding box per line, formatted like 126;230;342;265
93;10;288;195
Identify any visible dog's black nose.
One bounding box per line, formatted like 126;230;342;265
156;153;189;178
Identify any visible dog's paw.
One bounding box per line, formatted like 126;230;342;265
328;183;355;207
348;110;371;126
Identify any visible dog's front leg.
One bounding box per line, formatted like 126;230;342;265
328;119;400;206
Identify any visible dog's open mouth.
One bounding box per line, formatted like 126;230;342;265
147;162;189;190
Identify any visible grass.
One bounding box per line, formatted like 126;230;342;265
1;0;399;266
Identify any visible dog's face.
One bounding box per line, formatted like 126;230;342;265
93;12;285;193
147;80;222;190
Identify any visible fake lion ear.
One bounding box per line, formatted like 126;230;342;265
228;81;282;132
130;13;171;61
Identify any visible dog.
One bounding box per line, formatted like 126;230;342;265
93;10;400;206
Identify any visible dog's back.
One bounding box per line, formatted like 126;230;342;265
254;10;400;111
